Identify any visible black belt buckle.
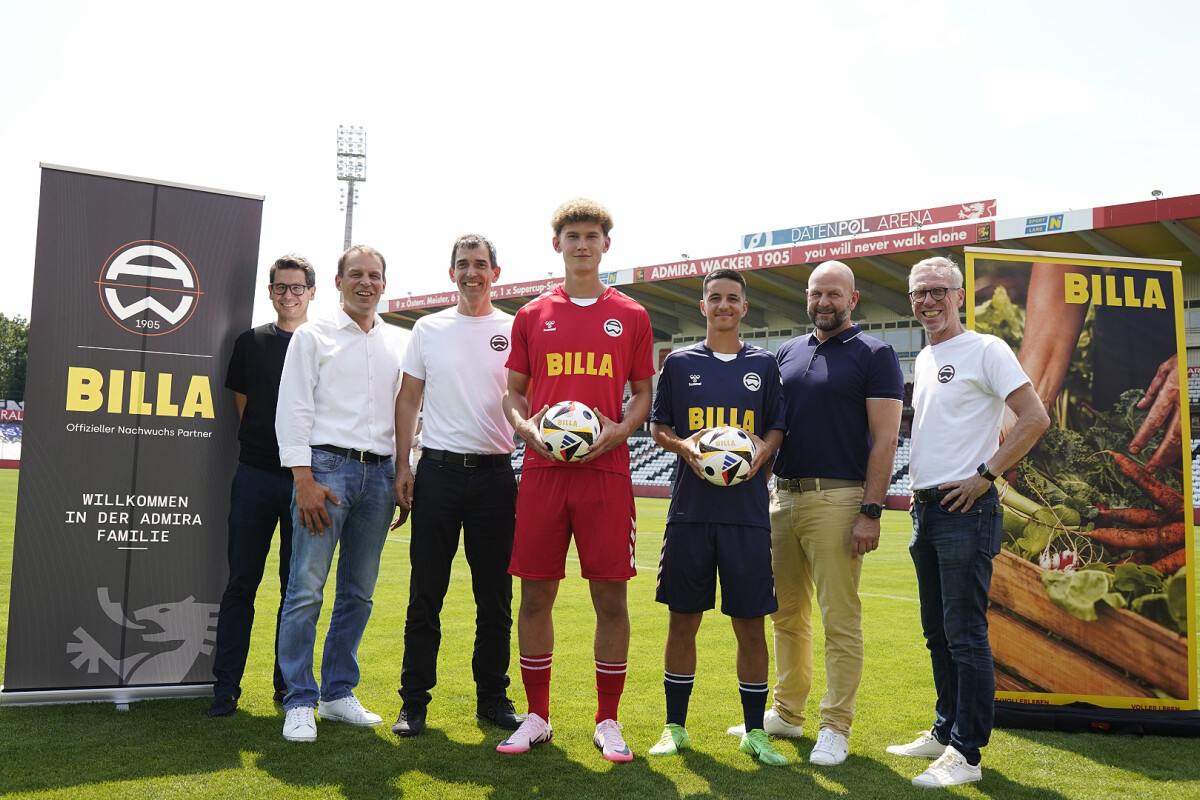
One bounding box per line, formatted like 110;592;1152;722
356;448;367;463
914;488;939;504
462;452;479;468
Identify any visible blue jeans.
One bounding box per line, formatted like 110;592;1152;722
212;463;294;698
278;450;396;710
909;486;1002;764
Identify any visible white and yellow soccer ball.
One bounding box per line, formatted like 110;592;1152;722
541;400;602;462
697;426;756;486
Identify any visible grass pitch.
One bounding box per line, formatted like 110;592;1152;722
0;469;1198;798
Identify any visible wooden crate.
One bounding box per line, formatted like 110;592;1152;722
989;550;1189;699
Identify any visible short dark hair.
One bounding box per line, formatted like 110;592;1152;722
551;198;614;237
269;253;315;286
451;234;498;270
338;244;386;277
703;268;747;295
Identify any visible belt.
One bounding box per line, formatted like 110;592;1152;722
421;448;511;468
312;444;388;463
913;488;951;504
776;477;863;493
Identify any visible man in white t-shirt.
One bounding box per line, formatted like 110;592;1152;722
390;234;521;737
886;256;1048;788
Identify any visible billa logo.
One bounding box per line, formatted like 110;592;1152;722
98;241;201;336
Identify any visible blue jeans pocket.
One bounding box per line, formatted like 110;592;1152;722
311;449;344;474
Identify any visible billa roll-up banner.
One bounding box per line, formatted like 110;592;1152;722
966;247;1199;735
1;165;261;705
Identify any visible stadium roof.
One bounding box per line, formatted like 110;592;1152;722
381;193;1200;342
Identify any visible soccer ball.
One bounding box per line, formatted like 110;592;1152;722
542;400;601;462
697;426;756;486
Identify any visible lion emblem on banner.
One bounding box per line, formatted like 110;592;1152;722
66;588;218;683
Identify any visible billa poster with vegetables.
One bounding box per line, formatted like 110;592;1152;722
965;247;1198;734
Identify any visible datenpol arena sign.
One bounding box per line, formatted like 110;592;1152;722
742;199;996;249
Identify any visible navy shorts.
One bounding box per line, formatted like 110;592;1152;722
655;521;777;618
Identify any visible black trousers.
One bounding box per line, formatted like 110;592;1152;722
212;463;294;697
399;458;517;708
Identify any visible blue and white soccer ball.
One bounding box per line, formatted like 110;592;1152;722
541;400;601;462
697;426;756;486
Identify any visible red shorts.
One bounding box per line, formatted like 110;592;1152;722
510;468;637;581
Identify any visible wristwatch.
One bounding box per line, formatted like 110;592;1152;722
859;503;883;519
977;463;998;482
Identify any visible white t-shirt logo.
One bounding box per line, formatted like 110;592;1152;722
938;365;955;384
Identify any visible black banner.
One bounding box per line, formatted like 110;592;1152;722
2;166;261;700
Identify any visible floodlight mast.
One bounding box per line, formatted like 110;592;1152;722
336;125;367;250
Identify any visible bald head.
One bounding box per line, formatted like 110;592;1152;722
808;260;856;292
806;260;859;339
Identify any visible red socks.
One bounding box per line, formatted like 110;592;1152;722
595;659;627;723
520;653;552;720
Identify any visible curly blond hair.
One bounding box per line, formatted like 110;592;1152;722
550;198;613;237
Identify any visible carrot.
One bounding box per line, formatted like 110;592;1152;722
1149;548;1187;575
1076;522;1185;550
1093;507;1176;528
1096;451;1184;513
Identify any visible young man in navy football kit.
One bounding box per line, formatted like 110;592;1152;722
648;268;788;765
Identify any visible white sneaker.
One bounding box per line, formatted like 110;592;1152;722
593;718;634;762
887;729;948;759
913;746;982;788
318;694;383;726
283;706;317;742
496;712;553;753
809;727;849;766
726;707;804;738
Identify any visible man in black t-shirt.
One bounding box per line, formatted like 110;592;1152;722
208;254;316;717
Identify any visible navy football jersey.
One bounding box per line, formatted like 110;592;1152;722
651;342;785;527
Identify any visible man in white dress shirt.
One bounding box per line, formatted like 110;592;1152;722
275;244;405;742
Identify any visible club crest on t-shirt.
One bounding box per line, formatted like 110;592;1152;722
603;319;623;337
743;373;762;391
938;365;955;384
489;334;509;352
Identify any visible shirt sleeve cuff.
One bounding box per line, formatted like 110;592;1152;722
279;446;312;468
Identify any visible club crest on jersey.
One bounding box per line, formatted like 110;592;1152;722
603;319;623;337
743;373;761;391
489;335;509;352
938;365;955;383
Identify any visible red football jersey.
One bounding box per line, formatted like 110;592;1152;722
507;285;655;475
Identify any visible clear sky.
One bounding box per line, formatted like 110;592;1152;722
2;1;1197;327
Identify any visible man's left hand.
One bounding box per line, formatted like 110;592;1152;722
578;408;626;462
850;515;880;559
938;474;991;512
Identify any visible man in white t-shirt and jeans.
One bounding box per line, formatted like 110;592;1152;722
390;234;522;737
887;256;1048;788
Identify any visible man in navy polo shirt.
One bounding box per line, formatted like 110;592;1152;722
729;260;903;767
648;268;787;765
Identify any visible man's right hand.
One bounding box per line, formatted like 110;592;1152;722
295;472;339;535
394;465;415;510
515;405;554;460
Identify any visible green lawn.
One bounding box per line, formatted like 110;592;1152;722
0;469;1197;798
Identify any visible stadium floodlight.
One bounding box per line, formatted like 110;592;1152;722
336;125;367;249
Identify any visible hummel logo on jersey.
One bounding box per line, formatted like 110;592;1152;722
743;373;762;391
938;365;955;383
604;319;623;337
544;321;556;331
688;374;702;387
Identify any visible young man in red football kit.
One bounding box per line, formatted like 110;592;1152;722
497;199;655;762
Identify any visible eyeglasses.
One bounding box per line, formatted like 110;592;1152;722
270;283;312;296
908;287;960;302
